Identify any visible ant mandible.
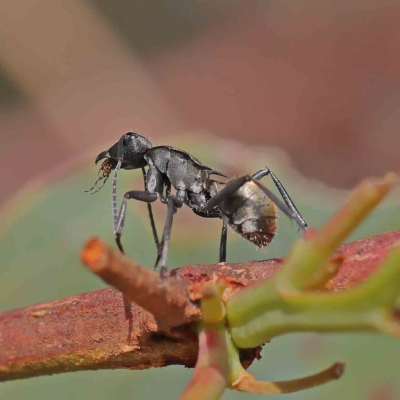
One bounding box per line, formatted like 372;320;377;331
86;132;308;277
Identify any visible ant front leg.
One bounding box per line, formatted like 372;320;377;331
111;134;129;233
154;195;183;279
252;167;307;231
114;190;158;253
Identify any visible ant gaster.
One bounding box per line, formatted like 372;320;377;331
87;132;307;277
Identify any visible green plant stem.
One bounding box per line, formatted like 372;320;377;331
230;243;400;348
179;329;228;400
180;281;231;400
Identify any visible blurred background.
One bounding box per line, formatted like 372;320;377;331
1;1;400;399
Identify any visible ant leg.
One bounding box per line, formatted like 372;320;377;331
219;220;228;262
154;195;183;279
252;179;307;231
114;190;158;253
205;176;253;211
112;159;122;232
111;134;128;234
252;167;307;230
141;167;160;250
251;167;271;181
205;175;306;232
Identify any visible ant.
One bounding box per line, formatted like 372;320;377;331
86;132;307;277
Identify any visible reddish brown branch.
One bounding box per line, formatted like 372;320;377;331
0;289;197;381
0;230;399;382
81;238;200;328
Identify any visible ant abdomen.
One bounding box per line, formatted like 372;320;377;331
240;215;277;247
219;179;278;248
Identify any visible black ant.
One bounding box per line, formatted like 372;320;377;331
86;132;307;277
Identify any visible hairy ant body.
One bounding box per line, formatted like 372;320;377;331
87;132;307;276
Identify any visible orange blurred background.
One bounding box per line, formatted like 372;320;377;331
1;1;400;207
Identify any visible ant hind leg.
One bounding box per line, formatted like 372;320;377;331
205;174;306;232
252;167;307;231
251;178;307;231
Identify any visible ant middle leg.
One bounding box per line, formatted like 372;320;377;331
251;167;307;230
153;195;183;279
114;190;158;253
141;167;160;250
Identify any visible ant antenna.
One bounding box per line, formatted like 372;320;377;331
87;175;110;194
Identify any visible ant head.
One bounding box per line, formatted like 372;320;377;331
86;133;152;194
95;132;152;170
